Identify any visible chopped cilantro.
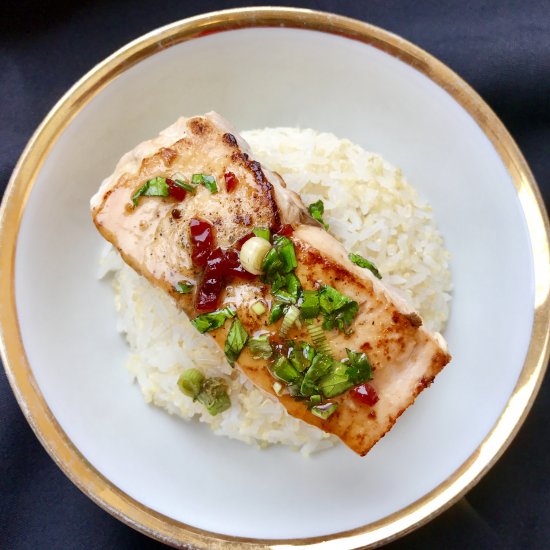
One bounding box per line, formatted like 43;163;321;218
345;348;373;384
224;317;249;366
318;362;354;398
174;179;197;193
300;289;320;319
191;173;218;193
191;307;235;333
271;355;302;384
268;302;287;324
175;281;193;294
349;252;382;279
319;285;359;333
132;176;169;205
300;353;333;396
308;199;329;229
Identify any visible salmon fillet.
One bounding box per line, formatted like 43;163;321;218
91;112;451;456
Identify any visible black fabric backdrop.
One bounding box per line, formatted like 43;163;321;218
1;1;549;548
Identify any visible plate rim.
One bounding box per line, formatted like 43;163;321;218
1;6;549;549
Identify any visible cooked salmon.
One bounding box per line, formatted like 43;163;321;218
91;112;451;456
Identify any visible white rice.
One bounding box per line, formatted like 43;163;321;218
99;128;452;454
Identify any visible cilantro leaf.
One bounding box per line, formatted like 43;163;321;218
308;199;329;229
271;274;301;304
271;355;302;384
191;307;235;333
300;353;333;396
270;236;297;274
300;290;319;319
192;173;218;193
174;179;197;193
319;285;359;333
318;362;354;398
175;281;193;294
288;343;313;373
345;349;373;384
349;252;382;279
224;317;249;366
132;176;169;205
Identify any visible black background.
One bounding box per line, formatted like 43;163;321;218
1;1;549;548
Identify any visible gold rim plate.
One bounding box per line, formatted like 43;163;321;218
0;7;549;549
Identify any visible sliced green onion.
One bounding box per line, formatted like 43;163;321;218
240;236;272;275
272;381;284;396
132;176;169;205
311;402;338;420
349;252;382;279
251;301;266;315
300;290;319;319
270;273;300;303
268;303;287;324
192;173;218;193
252;227;271;241
175;281;193;294
309;395;322;406
279;304;300;337
174;179;197;193
307;323;331;355
177;368;205;399
191;307;235;333
271;355;301;383
224;318;249;366
308;199;329;229
271;289;294;304
248;334;273;359
301;353;333;396
196;377;231;415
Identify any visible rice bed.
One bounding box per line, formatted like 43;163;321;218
99;127;452;455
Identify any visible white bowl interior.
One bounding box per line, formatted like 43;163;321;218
15;27;534;538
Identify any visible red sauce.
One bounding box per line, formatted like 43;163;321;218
224;171;239;192
189;218;214;267
224;248;256;280
191;222;258;311
166;178;187;201
350;383;379;406
275;224;294;237
196;247;225;312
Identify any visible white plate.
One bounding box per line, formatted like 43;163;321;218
1;8;548;549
